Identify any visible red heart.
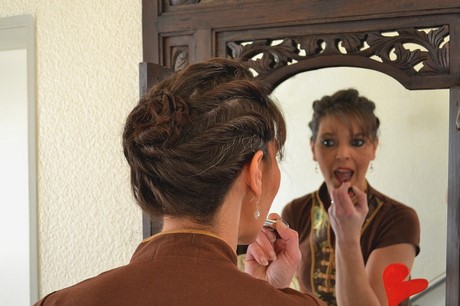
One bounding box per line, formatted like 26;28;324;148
383;263;428;306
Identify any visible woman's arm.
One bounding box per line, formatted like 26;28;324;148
365;243;416;305
330;182;418;306
328;182;380;306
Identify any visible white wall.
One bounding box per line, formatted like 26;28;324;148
0;1;143;299
271;67;448;285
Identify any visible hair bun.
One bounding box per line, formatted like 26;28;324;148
132;90;190;154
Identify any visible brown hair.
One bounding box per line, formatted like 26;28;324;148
122;58;286;223
308;88;380;142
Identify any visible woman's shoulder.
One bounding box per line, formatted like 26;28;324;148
365;185;421;255
367;184;420;232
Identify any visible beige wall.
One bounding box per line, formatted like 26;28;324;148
1;1;143;298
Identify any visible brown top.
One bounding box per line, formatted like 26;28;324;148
282;183;420;306
35;230;326;306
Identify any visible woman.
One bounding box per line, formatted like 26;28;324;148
282;89;420;306
34;58;324;306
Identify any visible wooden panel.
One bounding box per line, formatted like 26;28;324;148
162;34;193;69
154;0;460;34
142;0;160;63
447;87;460;306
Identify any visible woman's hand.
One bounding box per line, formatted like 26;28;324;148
328;181;368;244
329;182;382;306
245;213;301;288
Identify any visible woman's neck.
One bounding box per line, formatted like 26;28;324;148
162;204;241;251
162;217;217;234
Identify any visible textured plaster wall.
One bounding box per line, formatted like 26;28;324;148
0;1;143;298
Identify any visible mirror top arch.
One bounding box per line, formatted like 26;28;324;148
145;0;460;91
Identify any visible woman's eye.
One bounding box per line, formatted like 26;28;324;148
321;139;335;147
351;139;365;147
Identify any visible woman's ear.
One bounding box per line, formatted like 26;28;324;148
247;150;264;197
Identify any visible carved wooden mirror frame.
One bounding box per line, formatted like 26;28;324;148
141;1;460;304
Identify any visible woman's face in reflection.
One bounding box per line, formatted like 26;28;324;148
311;114;378;193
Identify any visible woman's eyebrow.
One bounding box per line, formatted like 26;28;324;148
318;132;335;137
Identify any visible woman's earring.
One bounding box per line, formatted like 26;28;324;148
251;196;261;219
315;163;319;173
254;199;261;219
369;162;374;172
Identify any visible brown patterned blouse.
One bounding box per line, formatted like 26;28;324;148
282;182;420;306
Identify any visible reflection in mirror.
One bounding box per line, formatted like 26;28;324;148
270;68;448;301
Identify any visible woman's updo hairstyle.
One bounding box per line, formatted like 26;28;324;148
308;88;380;142
123;58;286;223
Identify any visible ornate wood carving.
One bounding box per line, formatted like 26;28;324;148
228;26;449;81
163;35;193;71
171;46;189;71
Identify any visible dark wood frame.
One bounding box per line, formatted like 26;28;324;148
141;1;460;305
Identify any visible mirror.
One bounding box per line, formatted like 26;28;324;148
144;2;460;304
270;67;448;302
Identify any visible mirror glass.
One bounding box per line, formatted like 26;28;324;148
269;67;448;298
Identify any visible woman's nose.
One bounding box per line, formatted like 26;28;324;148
335;144;351;160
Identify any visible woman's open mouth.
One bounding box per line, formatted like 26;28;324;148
334;168;354;183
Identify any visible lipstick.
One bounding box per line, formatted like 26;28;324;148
263;219;289;238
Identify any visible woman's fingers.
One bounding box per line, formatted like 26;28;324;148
329;182;370;244
246;241;269;266
264;213;299;258
331;182;367;213
354;186;369;215
273;221;300;257
246;228;277;265
246;213;302;288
